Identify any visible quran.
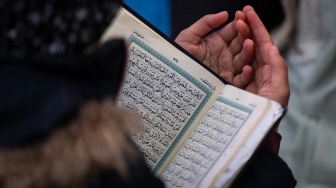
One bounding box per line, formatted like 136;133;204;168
100;4;285;188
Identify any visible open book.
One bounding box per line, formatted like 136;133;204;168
100;4;285;188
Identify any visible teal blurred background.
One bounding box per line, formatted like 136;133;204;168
124;0;171;37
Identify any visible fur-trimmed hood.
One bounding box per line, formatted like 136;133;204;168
0;101;140;188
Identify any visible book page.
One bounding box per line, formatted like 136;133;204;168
100;6;225;173
214;101;283;188
160;85;271;187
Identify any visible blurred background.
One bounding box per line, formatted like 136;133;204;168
124;0;284;38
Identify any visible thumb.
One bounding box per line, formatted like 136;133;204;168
175;11;229;45
269;45;290;106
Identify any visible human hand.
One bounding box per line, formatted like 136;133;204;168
174;11;254;88
243;6;290;107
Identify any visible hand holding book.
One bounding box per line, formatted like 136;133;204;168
101;4;292;187
174;10;254;89
175;6;289;108
242;6;290;108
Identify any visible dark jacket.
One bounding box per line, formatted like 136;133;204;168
0;40;164;188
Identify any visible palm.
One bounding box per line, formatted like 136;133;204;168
190;33;241;81
175;11;254;88
243;6;289;106
245;47;289;106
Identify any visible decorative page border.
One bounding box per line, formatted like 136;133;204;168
196;96;253;187
127;35;214;173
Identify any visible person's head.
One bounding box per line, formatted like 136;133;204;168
0;1;148;187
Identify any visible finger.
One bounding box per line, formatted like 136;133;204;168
177;11;229;45
245;9;273;47
232;65;253;88
232;39;254;73
216;11;245;44
235;10;247;22
228;18;251;57
269;46;290;106
243;6;274;62
245;81;258;94
219;70;234;84
242;5;254;13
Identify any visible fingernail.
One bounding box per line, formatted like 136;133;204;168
271;46;279;54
